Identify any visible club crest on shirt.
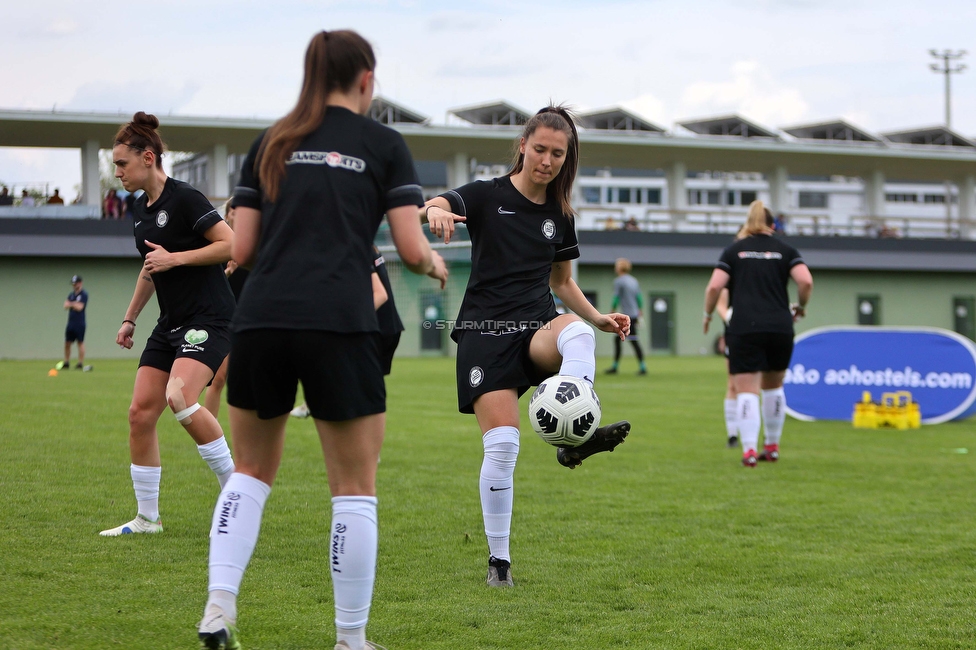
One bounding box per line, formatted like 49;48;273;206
541;219;555;240
469;366;485;388
156;211;169;228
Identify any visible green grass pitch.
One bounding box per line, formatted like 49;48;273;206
2;356;976;649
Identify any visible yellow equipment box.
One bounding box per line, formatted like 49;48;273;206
853;391;921;429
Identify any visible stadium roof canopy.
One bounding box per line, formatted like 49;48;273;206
678;114;779;139
448;101;530;126
368;96;428;125
579;107;666;134
0;108;975;192
782;119;882;144
881;126;976;148
0;109;269;152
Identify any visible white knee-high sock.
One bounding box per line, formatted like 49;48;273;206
761;388;786;446
207;473;271;611
131;464;161;522
331;496;378;650
198;437;236;488
480;426;519;562
724;398;738;440
557;321;596;384
737;393;761;454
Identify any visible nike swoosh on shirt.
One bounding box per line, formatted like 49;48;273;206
134;221;142;227
497;207;515;215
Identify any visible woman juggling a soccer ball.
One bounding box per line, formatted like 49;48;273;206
197;30;447;650
101;112;236;537
424;105;632;587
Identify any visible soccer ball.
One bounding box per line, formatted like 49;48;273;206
528;375;601;447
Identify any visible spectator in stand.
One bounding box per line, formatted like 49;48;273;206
773;213;787;234
879;225;899;239
103;189;121;219
20;190;35;207
623;216;640;232
123;191;138;219
47;189;65;205
603;216;619;230
0;187;13;205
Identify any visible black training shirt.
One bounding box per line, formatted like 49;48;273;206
716;234;805;335
441;176;579;338
133;177;235;329
373;247;404;337
232;107;424;333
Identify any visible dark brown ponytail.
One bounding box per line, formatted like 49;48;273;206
114;112;165;168
256;30;376;202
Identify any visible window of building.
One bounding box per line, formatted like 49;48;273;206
885;193;917;203
923;194;947;204
581;186;601;204
706;190;721;205
618;188;631;204
646;188;661;204
740;190;757;205
799;191;828;208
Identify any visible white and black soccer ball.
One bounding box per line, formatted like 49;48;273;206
528;375;601;447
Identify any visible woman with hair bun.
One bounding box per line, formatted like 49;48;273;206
197;30;446;650
101;112;237;537
423;104;632;587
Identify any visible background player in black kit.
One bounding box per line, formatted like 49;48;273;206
424;105;632;587
371;245;404;375
101;112;237;538
198;31;447;650
704;201;813;467
205;199;248;419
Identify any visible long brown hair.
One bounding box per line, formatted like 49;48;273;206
114;112;165;168
507;104;579;218
256;30;376;202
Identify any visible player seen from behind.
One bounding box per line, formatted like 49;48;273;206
703;200;813;467
423;104;632;587
197;30;447;650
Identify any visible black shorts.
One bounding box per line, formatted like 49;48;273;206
455;328;552;415
378;332;401;376
227;329;385;421
139;321;231;377
65;325;86;343
726;331;794;375
624;318;639;343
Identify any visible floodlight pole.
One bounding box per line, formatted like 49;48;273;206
929;49;967;128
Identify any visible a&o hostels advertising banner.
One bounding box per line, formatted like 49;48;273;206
784;327;976;424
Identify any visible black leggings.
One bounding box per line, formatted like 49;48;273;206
614;337;644;363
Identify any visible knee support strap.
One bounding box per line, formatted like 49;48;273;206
175;402;201;423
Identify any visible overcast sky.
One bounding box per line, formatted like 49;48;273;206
2;0;973;198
